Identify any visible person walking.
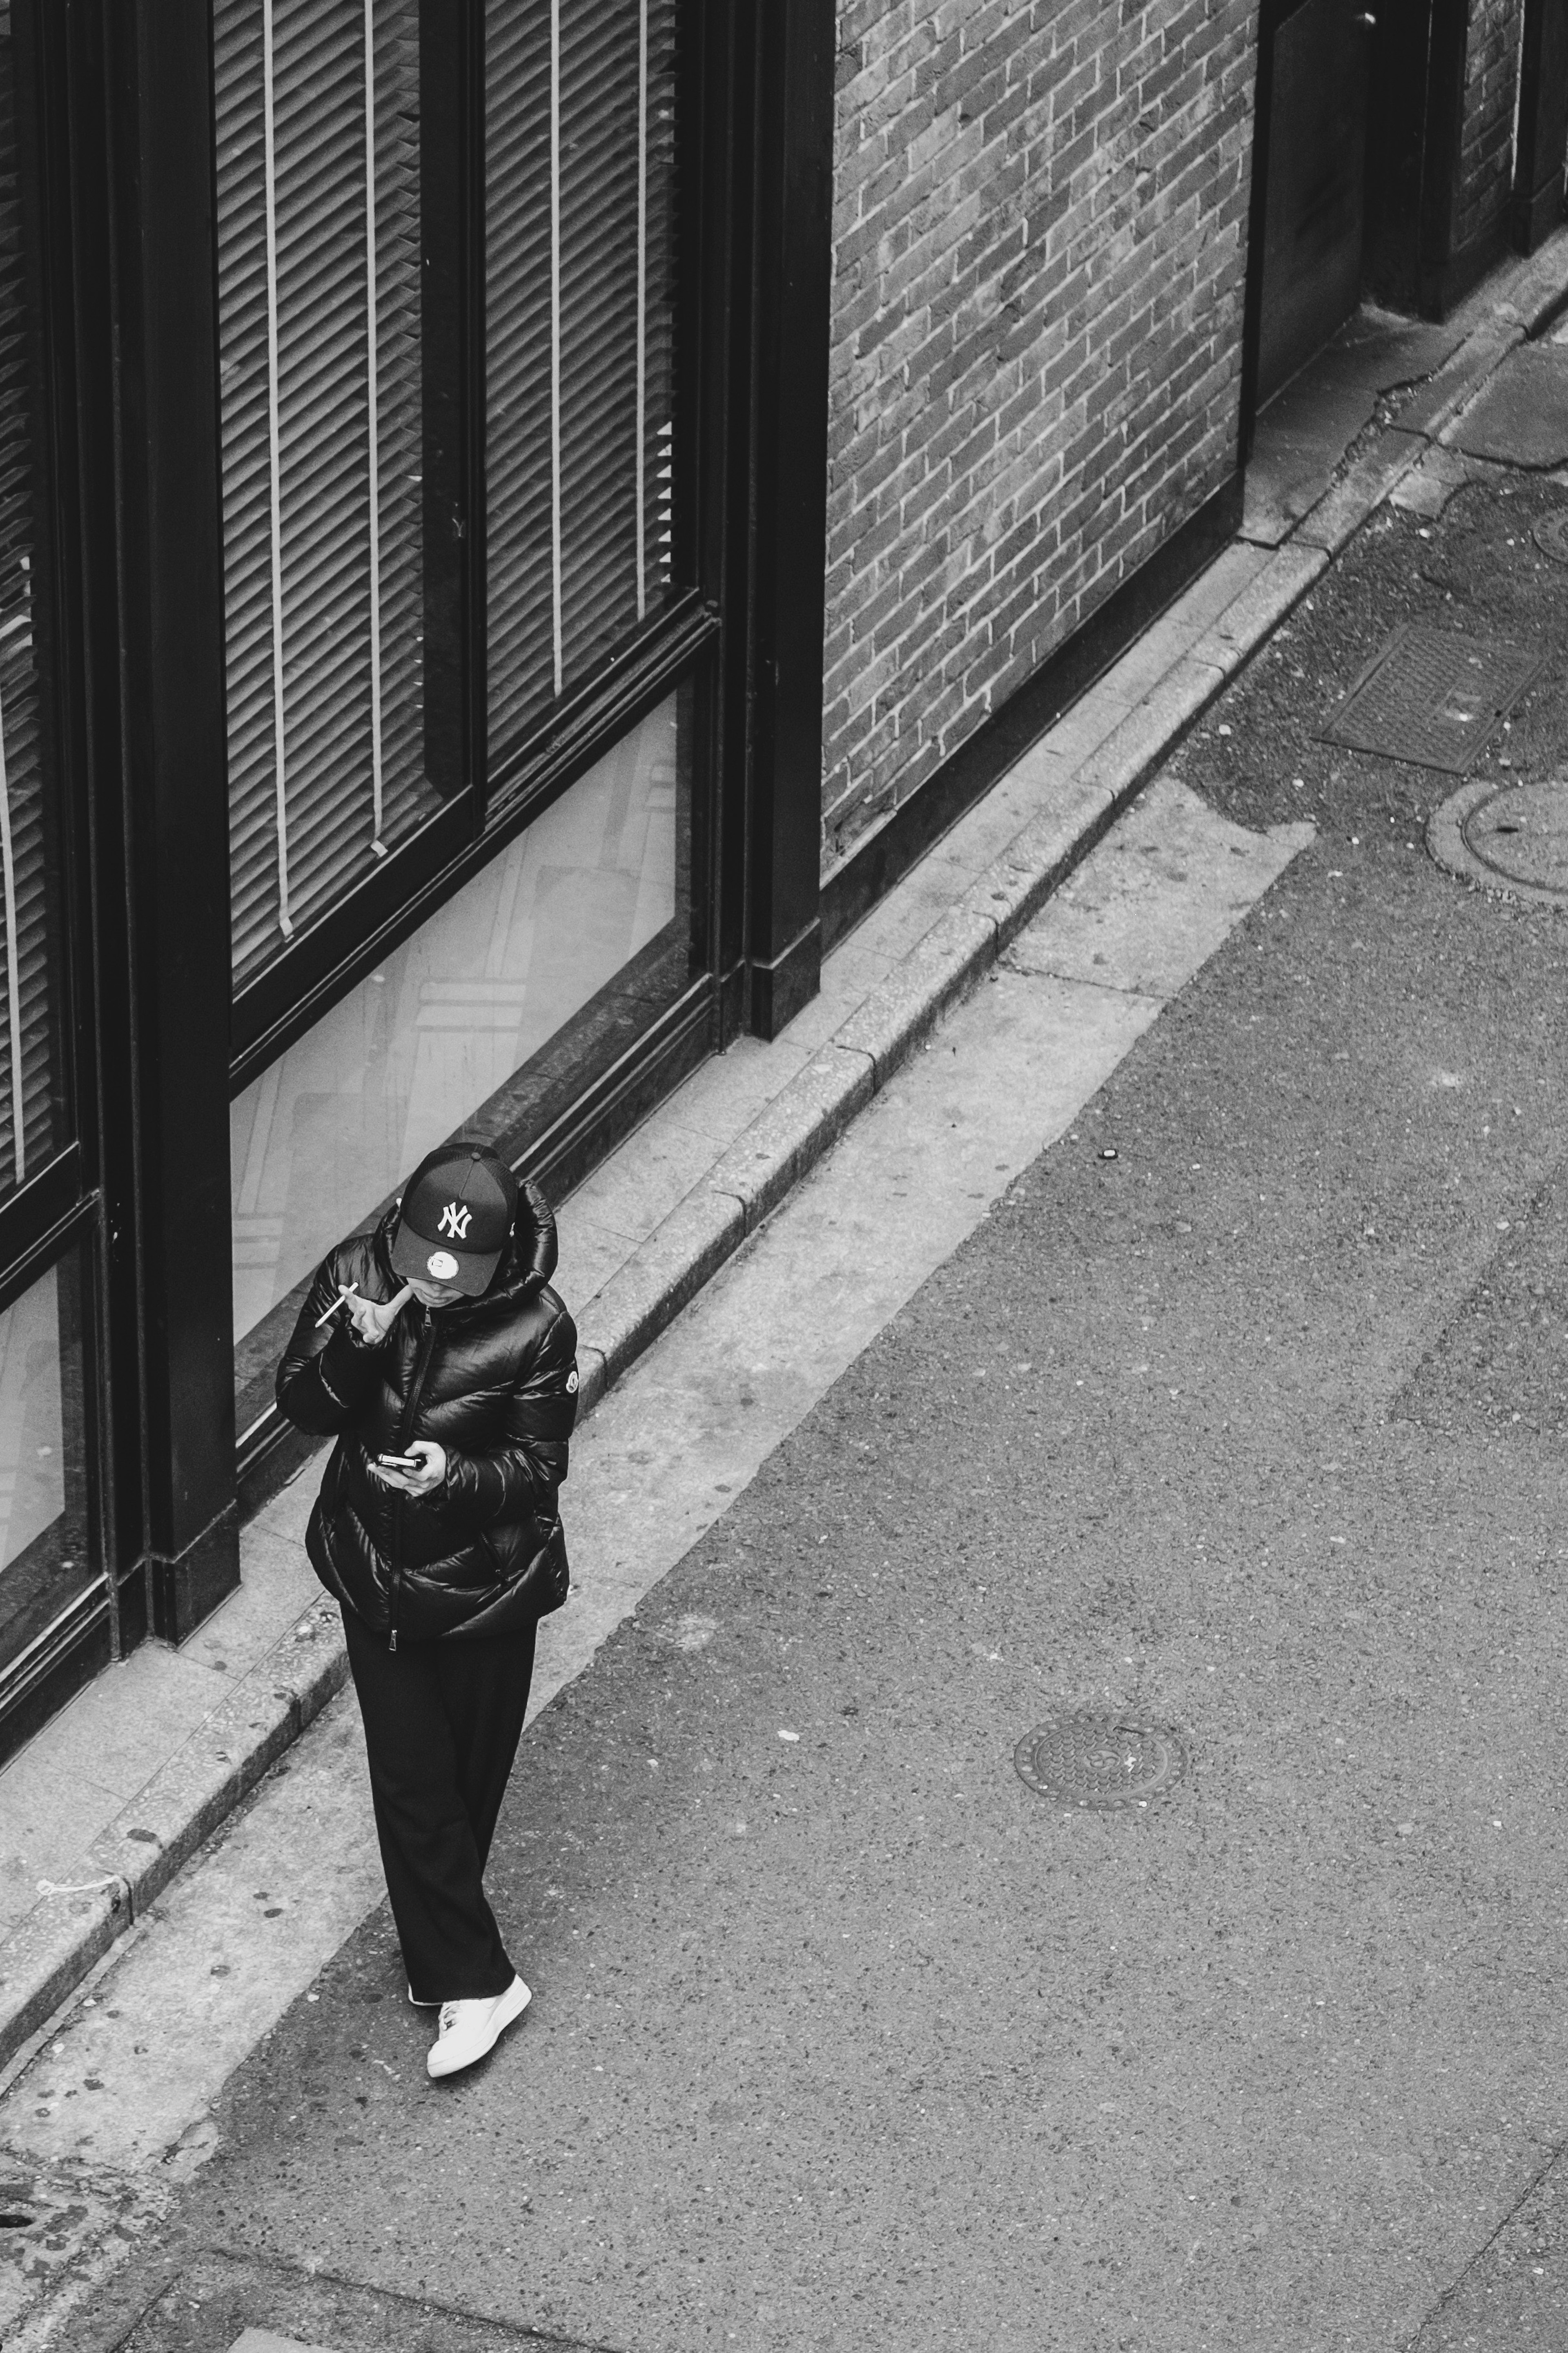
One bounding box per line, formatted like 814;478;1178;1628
276;1143;578;2081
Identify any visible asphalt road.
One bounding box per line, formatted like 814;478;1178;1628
29;464;1568;2353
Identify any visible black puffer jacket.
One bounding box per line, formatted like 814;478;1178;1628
276;1182;578;1643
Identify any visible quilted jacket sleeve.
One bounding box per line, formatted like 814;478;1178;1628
519;1178;558;1287
439;1300;579;1532
275;1251;387;1435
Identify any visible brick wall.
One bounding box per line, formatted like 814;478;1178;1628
821;0;1256;875
1452;0;1525;259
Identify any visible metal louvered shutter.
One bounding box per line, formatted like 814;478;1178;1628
215;0;434;993
0;5;60;1198
485;0;681;768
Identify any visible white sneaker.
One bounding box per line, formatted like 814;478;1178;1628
425;1975;531;2080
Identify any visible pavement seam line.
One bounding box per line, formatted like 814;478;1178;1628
1397;2130;1568;2352
1;250;1562;2076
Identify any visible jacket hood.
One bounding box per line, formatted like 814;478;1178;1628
373;1173;558;1316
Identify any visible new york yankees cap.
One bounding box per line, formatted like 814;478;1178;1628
389;1144;519;1298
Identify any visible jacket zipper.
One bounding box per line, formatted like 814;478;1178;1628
388;1308;439;1651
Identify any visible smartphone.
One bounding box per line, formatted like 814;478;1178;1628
376;1452;420;1470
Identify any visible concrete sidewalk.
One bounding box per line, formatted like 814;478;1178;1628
3;223;1567;2074
28;402;1568;2353
0;770;1317;2353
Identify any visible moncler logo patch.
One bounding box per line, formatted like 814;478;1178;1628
426;1249;460;1280
438;1201;472;1240
566;1367;579;1394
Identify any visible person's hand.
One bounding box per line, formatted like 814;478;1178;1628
370;1438;447;1496
343;1282;414;1347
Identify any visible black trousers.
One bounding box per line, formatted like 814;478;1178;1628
343;1607;537;2003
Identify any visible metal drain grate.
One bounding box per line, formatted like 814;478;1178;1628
1013;1710;1186;1810
1317;624;1544;774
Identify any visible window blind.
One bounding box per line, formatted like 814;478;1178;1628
215;0;434;992
485;0;680;767
0;6;59;1199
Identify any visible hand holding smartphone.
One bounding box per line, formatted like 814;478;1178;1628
370;1438;448;1492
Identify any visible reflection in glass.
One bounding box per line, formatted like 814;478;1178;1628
232;689;692;1438
0;1252;93;1682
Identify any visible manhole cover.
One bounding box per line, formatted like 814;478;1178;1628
1534;512;1568;565
1013;1711;1185;1809
1317;624;1544;774
1428;777;1568;904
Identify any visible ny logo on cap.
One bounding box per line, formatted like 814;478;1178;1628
438;1201;472;1241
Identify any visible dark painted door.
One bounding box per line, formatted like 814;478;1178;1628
1257;0;1377;404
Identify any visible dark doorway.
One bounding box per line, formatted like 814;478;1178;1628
1254;0;1378;408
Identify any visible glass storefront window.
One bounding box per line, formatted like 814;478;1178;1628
485;0;683;763
214;0;437;990
0;1250;94;1684
0;3;66;1200
231;686;693;1442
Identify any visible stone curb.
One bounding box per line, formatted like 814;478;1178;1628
0;1598;347;2070
705;1043;877;1218
573;1184;747;1419
4;236;1566;2074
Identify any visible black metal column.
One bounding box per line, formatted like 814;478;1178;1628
1512;0;1568;255
113;0;237;1638
49;0;238;1644
741;0;835;1041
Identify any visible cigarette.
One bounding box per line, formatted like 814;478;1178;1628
315;1282;359;1330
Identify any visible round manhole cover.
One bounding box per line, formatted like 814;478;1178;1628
1535;513;1568;566
1428;778;1568;905
1013;1711;1185;1809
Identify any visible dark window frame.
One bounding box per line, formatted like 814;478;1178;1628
0;0;122;1757
0;1212;108;1763
34;0;240;1659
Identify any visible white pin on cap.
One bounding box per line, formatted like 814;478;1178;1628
426;1249;460;1280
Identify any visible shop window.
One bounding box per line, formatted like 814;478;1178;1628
216;1;705;1462
0;4;65;1199
0;1250;94;1689
214;0;688;991
0;12;96;1751
485;0;682;761
214;0;437;991
230;685;693;1447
